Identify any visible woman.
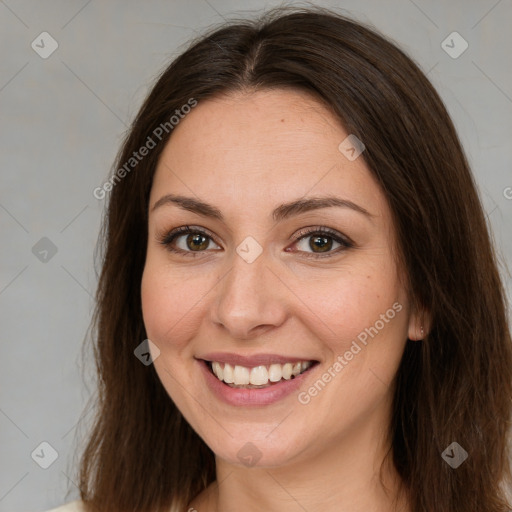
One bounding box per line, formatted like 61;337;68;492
48;5;512;512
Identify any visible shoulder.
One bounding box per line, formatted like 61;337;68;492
44;500;84;512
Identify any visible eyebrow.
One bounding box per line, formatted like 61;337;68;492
151;193;374;222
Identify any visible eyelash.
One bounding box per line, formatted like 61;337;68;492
157;225;354;259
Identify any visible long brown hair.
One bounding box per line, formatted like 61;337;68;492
75;5;512;511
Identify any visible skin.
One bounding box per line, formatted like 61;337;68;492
141;88;424;512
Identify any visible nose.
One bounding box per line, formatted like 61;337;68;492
210;248;288;340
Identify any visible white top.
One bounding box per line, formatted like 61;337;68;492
44;500;83;512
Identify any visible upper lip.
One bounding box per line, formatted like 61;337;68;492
197;352;318;368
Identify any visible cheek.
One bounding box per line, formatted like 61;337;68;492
298;258;404;349
141;261;197;349
291;265;408;439
141;264;169;343
141;256;224;356
140;261;208;410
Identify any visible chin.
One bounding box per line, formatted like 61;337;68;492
203;428;307;469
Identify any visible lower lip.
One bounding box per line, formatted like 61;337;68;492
197;359;317;407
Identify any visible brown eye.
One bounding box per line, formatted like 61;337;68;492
308;235;334;253
292;227;353;258
185;233;210;251
159;226;221;257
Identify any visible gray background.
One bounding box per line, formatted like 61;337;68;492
1;0;511;510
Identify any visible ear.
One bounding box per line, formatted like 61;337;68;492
408;306;432;341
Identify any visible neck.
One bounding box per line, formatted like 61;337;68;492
192;414;409;512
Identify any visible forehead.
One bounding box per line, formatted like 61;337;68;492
150;89;385;220
157;89;344;173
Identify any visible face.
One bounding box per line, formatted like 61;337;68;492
141;89;421;469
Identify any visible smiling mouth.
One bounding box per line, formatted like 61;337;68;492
203;360;318;389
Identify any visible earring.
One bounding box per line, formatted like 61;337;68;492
420;325;424;339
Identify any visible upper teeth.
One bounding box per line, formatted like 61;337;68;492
211;361;313;386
